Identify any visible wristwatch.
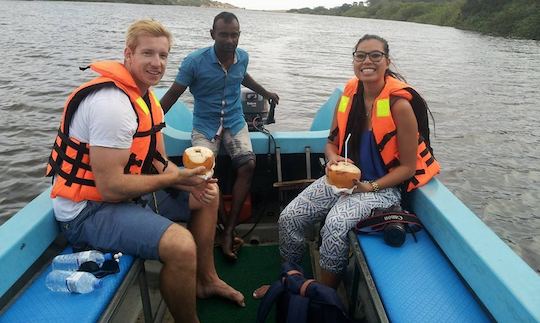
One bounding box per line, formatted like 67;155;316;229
370;181;380;193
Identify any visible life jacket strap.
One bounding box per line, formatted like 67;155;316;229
47;128;94;186
420;146;430;157
47;156;96;187
124;153;143;174
56;128;90;155
385;158;400;169
377;129;397;151
134;122;165;138
152;151;169;173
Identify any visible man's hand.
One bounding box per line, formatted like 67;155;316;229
242;73;280;105
191;182;219;205
170;166;216;187
266;91;280;105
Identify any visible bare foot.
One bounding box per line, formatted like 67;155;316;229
232;236;244;253
221;230;238;261
252;284;270;299
197;279;246;307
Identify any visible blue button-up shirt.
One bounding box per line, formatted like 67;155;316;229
175;46;248;140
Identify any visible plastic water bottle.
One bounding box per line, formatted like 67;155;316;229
52;250;113;271
46;270;102;293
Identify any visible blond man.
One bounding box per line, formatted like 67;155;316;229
46;19;244;323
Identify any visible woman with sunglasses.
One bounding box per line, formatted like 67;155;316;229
266;34;440;293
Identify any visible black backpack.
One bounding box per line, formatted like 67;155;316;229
256;262;353;323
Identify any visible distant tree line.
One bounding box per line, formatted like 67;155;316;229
288;0;540;40
47;0;232;7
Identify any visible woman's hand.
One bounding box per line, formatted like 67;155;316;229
352;180;373;193
325;156;355;175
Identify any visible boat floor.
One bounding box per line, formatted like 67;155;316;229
130;243;315;323
117;191;354;322
124;223;351;323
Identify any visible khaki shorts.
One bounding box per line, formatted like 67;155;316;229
192;125;255;168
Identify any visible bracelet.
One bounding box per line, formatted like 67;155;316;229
369;181;380;193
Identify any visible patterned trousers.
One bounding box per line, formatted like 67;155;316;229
278;176;401;274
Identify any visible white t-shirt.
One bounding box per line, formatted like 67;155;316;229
53;86;137;222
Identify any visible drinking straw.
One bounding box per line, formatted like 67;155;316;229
344;133;351;164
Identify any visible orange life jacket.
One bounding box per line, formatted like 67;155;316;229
335;76;440;191
46;61;167;202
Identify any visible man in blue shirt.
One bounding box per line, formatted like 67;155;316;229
161;12;279;261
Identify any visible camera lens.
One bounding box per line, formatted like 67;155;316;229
384;223;406;247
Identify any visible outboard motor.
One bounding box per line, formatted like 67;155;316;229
241;88;276;131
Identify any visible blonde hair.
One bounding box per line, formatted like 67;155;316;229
126;19;172;51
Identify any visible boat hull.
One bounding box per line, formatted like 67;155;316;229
1;88;539;323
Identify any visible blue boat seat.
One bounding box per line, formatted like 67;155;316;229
0;248;138;323
0;190;151;323
352;230;492;322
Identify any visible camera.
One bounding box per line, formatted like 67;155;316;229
383;222;407;247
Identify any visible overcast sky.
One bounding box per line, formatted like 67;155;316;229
225;1;353;11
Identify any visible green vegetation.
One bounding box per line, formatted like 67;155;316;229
288;0;540;40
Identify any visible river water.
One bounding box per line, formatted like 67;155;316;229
0;1;539;271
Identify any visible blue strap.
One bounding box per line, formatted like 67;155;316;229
305;282;347;311
256;280;285;323
286;294;309;323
